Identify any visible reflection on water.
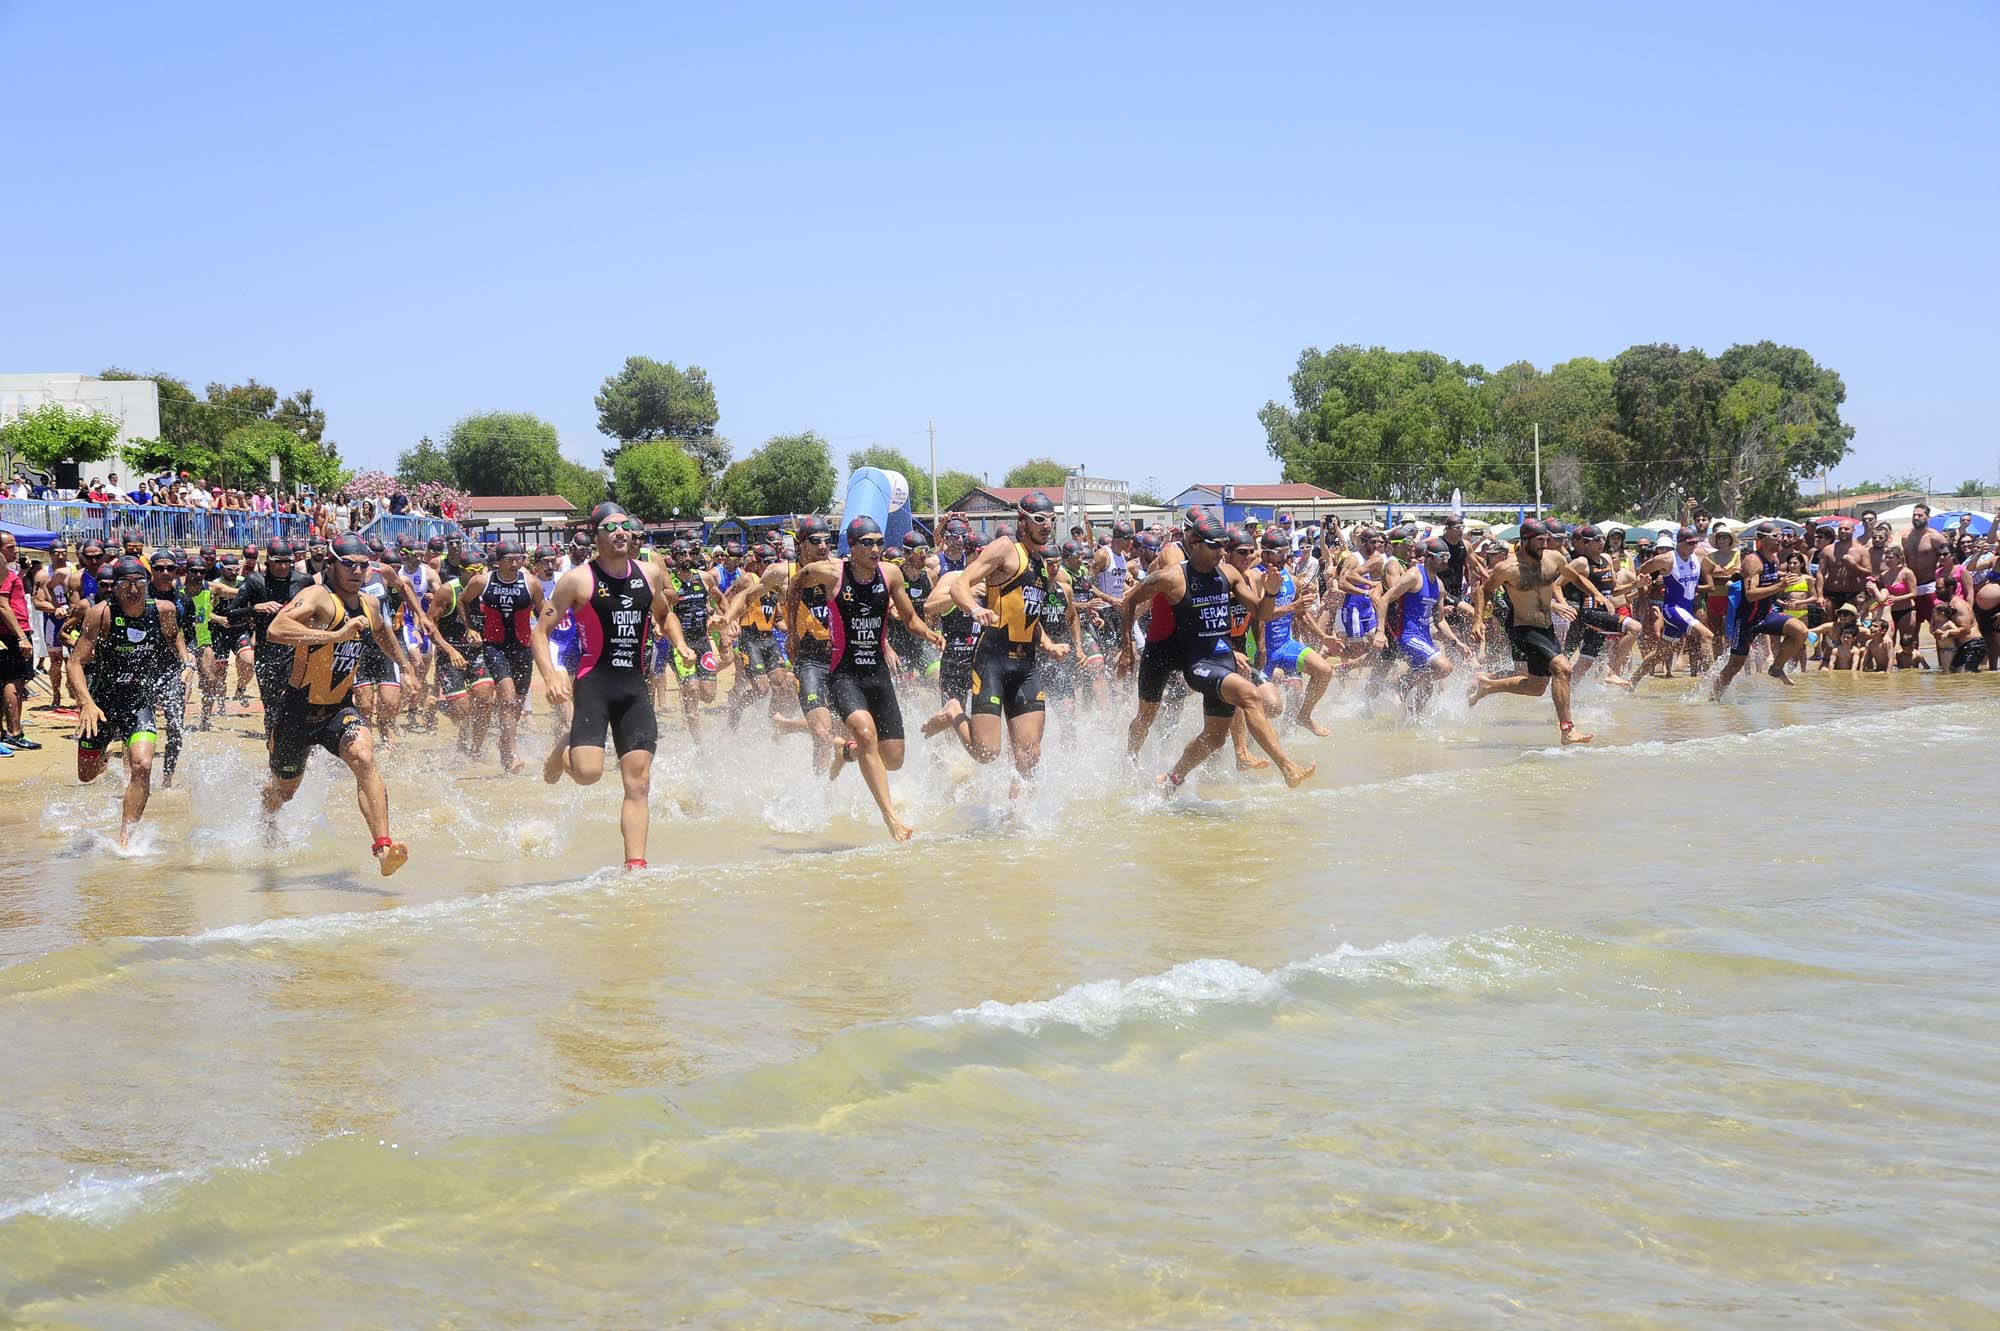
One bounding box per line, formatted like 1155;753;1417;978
2;677;1997;1327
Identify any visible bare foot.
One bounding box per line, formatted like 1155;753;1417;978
1468;674;1498;707
1560;726;1593;746
1156;770;1185;790
1304;717;1331;737
541;742;568;784
828;739;853;782
1767;663;1794;686
1603;674;1634;690
375;841;409;876
920;705;957;738
1235;753;1271;771
1282;762;1316;788
502;756;527;775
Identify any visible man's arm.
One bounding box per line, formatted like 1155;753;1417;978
67;605;107;735
647;565;694;662
949;538;1010;625
268;588;362;646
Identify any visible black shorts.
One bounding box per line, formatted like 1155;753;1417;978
214;625;252;655
268;699;364;779
77;695;156;753
0;640;33;685
736;632;781;677
794;652;832;714
1508;624;1563;677
483;641;534;691
1563;606;1627;660
1949;640;1988;673
356;641;401;688
1182;651;1240;718
938;652;975;707
830;666;905;741
970;645;1045;719
1136;637;1182;705
569;669;657;756
1730;608;1789;658
435;644;493;699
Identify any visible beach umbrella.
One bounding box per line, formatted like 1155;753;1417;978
1616;525;1654;543
1741;516;1804;534
1927;509;1993;537
1707;516;1749;533
1491;523;1521;541
1872;502;1921;530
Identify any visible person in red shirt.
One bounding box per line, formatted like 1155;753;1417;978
0;531;39;749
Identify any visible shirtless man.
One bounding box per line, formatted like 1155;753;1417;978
1896;504;1950;668
1468;519;1613;744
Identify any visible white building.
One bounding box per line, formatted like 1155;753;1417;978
0;373;162;452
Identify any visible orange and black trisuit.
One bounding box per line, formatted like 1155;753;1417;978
971;538;1049;720
786;559;834;712
269;592;368;779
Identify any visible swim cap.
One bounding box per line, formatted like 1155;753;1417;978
1016;491;1055;516
331;533;371;561
150;549;182;570
1520;519;1549;540
1259;530;1289;553
1224;523;1254;550
1184;507;1227;547
289;540;309;558
79;540;106;557
901;530;930;551
365;537;387;557
198;545;218;564
265;539;293;559
1110;519;1135;539
427;536;449;553
964;530;987;553
1574;524;1603;542
845;515;882;543
1387;524;1417;543
495;539;527;560
942;517;970;537
109;555;148;582
1419;537;1451;560
1059;539;1083;558
1676;526;1700;543
1752;521;1780;539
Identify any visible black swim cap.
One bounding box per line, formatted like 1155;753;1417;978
1059;539;1083;558
1259;530;1289;553
1016;491;1055;517
495;539;527;559
365;537;387;557
1110;519;1135;539
901;530;930;551
1520;519;1549;541
964;530;987;553
427;536;449;553
109;555;147;582
1184;507;1226;547
331;533;371;560
150;549;182;570
589;501;628;531
1224;523;1254;550
265;539;293;559
1574;524;1603;542
796;515;831;541
942;516;970;538
845;515;882;543
1419;537;1451;560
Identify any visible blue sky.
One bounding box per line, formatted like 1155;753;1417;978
5;1;1995;495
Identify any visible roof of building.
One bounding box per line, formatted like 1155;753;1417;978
943;485;1056;510
462;495;577;512
1178;482;1344;502
1801;489;1924;514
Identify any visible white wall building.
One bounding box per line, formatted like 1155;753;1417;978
0;373;162;452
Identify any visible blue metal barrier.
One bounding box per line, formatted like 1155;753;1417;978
0;499;311;549
356;512;463;547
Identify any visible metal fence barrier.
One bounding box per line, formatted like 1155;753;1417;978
0;499;313;549
356;512;464;548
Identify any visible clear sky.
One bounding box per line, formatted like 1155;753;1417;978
5;1;1995;495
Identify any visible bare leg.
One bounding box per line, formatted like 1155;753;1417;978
618;749;652;864
1549;660;1591;744
119;741;157;846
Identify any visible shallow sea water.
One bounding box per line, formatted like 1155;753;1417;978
2;671;1996;1328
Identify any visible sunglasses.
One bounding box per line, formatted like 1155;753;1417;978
335;556;371;571
854;536;884;548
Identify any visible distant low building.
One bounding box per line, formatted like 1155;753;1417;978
1168;482;1372;525
1801;489;1927;518
940;484;1171;538
461;494;577;538
0;374;162;483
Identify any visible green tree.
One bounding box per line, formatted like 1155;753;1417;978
847;444;924;480
553;456;609;516
1002;457;1070;489
935;470;986;509
219;418;349;493
594;356;724;473
1954;478;1986;498
714;431;837;516
100;368;345;487
396;435;455;488
612;441;705;522
0;403;121;473
446;411;562;496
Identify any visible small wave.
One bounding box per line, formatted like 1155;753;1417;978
0;1167;202;1225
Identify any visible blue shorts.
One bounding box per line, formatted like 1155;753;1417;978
1264;637;1311;676
1399;634;1441;670
1660;603;1699;641
1730;607;1788;657
1339;598;1376;639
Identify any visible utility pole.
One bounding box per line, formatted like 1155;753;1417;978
928;420;939;527
1533;423;1542;518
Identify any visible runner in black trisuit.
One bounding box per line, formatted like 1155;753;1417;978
533;503;689;869
262;533;408;875
947;490;1068;779
792;515;943;841
459;540;547;772
65;555;189;847
1120;508;1316;788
